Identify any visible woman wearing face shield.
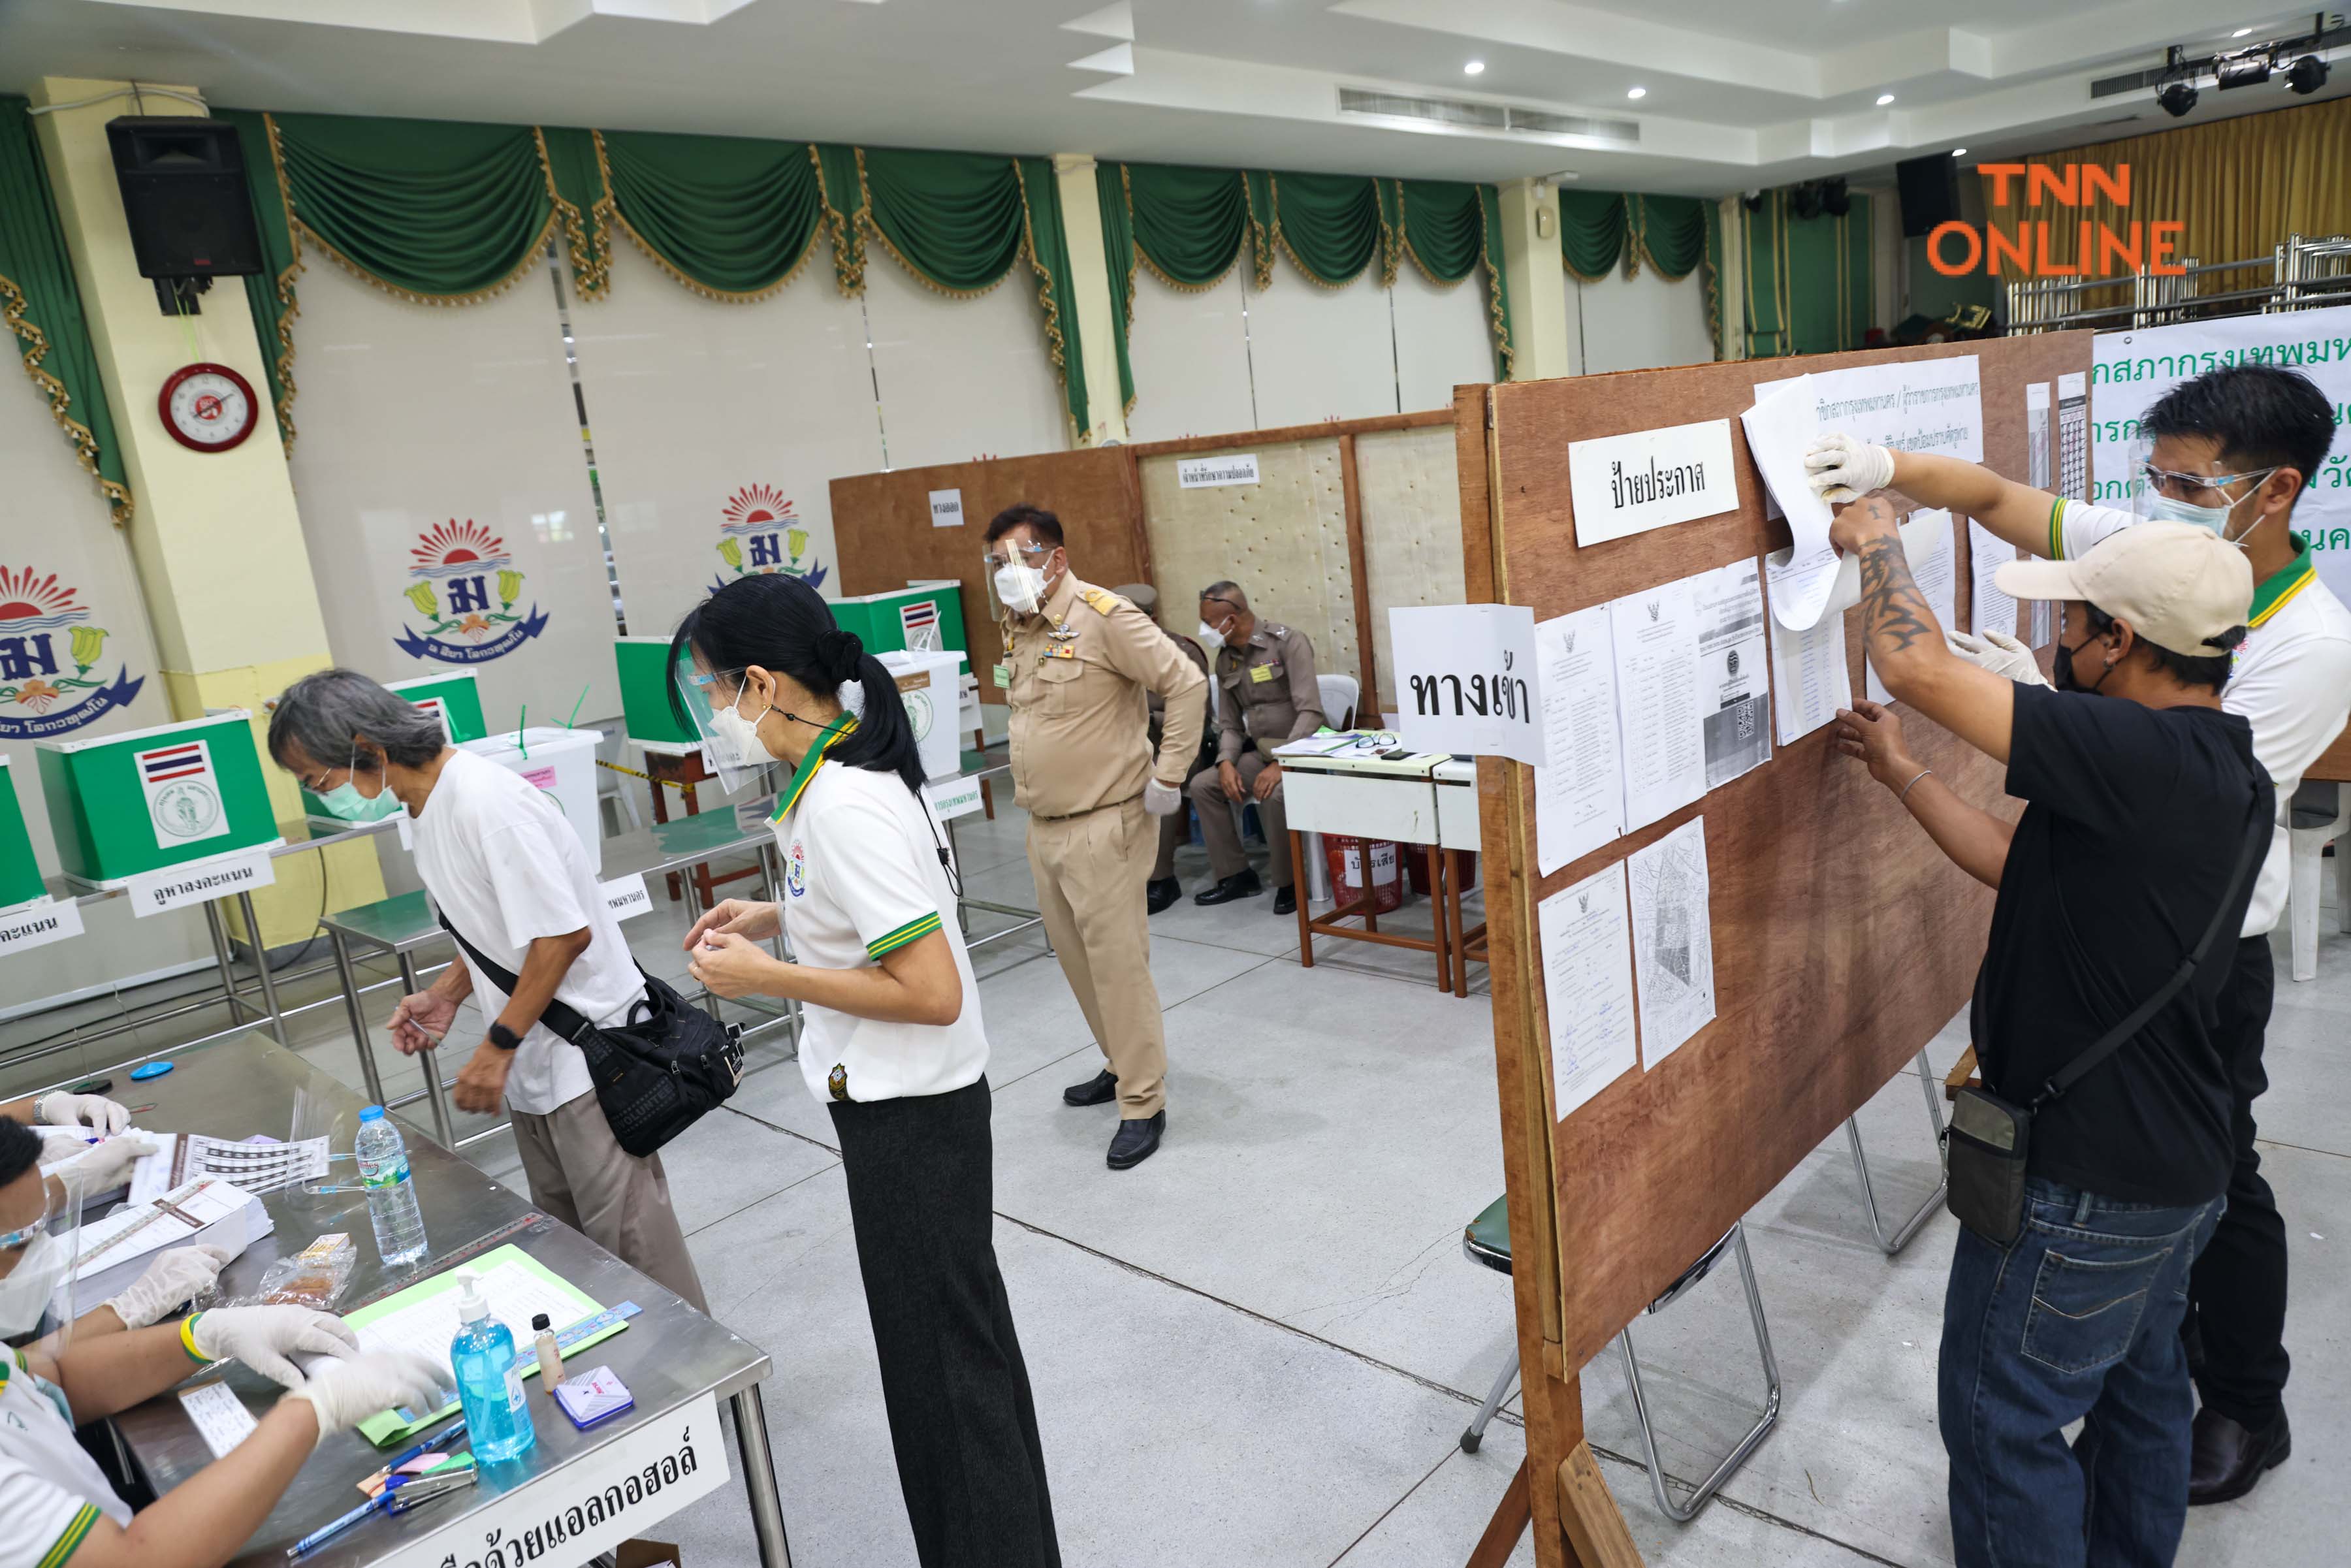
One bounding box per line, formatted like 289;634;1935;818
668;573;1059;1568
0;1117;446;1568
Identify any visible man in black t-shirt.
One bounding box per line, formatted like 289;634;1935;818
1827;502;2269;1568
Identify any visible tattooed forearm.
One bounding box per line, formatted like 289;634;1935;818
1856;535;1938;658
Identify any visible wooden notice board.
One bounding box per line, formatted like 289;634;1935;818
1457;334;2094;1565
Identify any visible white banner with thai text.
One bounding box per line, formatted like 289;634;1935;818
0;897;83;957
1177;453;1260;488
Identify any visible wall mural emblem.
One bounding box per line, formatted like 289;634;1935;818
395;520;550;665
713;485;827;593
0;567;144;739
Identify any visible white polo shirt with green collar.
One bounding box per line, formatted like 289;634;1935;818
0;1340;132;1568
767;725;989;1105
2050;499;2351;935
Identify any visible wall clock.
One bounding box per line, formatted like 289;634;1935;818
157;362;258;453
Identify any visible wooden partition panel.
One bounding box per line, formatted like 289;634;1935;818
1462;334;2092;1563
828;447;1145;704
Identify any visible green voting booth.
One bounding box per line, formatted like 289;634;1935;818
297;671;488;819
615;636;698;749
0;757;44;910
831;581;966;658
36;711;280;886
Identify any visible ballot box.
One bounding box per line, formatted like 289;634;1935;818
615;636;699;750
464;726;607;874
878;648;968;782
834;581;967;658
299;670;489;822
0;756;44;910
36;711;280;886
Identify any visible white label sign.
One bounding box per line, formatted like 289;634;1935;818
1177;453;1260;488
1389;604;1543;765
928;488;965;528
135;737;232;848
600;872;652;921
125;849;276;918
0;897;84;957
1567;419;1739;547
926;775;984;822
375;1391;729;1568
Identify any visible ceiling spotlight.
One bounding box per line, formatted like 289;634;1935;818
2218;54;2273;89
1952;148;1968;157
1876;93;1896;106
1627;86;1646;99
2158;80;2200;116
2287;55;2330;95
1463;60;1484;75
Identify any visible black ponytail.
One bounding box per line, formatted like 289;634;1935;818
668;574;927;796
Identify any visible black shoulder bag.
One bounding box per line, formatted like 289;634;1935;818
438;916;744;1158
1946;790;2267;1245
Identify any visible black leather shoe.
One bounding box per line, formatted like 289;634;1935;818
1146;876;1181;915
1107;1110;1166;1169
1192;869;1262;906
1061;1069;1118;1108
1272;884;1296;916
2189;1407;2290;1505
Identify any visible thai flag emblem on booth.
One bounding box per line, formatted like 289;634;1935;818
136;739;229;846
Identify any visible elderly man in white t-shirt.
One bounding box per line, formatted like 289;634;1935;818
270;670;706;1313
1807;362;2351;1506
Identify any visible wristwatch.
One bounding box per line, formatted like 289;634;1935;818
487;1022;523;1051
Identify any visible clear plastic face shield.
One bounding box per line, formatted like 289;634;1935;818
671;652;776;795
982;536;1059;620
0;1168;78;1354
2125;435;2281;544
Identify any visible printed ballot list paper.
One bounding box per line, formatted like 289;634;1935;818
1600;559;1775;841
1538;863;1638;1119
1628;817;1716;1066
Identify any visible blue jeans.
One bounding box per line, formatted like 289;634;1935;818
1941;1179;2223;1567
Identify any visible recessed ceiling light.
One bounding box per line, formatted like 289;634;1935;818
2233;27;2254;37
1952;148;1967;157
1627;86;1646;99
1463;60;1484;75
1876;93;1896;106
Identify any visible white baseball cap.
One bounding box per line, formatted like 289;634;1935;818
1994;521;2252;658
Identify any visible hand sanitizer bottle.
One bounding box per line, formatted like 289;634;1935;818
449;1270;535;1463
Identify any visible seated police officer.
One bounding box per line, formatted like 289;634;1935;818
1115;584;1215;916
1186;582;1325;916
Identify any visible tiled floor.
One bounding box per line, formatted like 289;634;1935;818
24;805;2347;1565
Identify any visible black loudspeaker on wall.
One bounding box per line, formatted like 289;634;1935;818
106;117;263;312
1894;153;1962;240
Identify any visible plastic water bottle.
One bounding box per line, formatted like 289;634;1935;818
449;1269;535;1464
353;1106;428;1267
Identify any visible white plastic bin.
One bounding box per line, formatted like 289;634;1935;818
463;726;607;873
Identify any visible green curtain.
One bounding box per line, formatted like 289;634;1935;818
1741;187;1876;357
0;97;131;522
1266;170;1391;287
1560;191;1629;281
1125;163;1254;288
1396;179;1514;379
1631;195;1708;280
596;129;825;300
1561;191;1708;282
1703;198;1727;361
1096;163;1138;416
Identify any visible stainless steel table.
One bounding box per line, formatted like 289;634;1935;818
942;745;1046;953
110;1032;792;1567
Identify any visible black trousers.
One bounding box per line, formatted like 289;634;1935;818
829;1078;1061;1568
2181;935;2291;1429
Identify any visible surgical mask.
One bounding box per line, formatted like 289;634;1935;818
0;1232;71;1339
1196;619;1226;651
709;690;778;766
2147;468;2277;547
993;562;1047;616
317;750;402;822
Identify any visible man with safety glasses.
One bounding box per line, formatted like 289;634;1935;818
1806;362;2351;1507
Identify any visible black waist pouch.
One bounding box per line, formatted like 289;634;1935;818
1946;1086;2032;1245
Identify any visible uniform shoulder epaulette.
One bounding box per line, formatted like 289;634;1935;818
1266;622;1290;638
1079;586;1127;616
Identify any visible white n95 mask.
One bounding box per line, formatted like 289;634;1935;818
1197;620;1226;652
994;562;1046;616
709;695;778;766
0;1232;71;1339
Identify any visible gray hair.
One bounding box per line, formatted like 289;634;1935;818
268;669;449;772
1200;581;1248;610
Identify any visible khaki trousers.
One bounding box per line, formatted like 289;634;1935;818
512;1089;709;1313
1187;752;1292;886
1025;797;1166;1117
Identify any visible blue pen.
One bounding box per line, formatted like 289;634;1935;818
287;1468;472;1558
362;1418;468;1492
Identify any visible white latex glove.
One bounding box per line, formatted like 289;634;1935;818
106;1244;234;1329
1947;629;2051;688
1803;433;1896;504
285;1351;449;1448
36;1092;130;1135
51;1135;157;1204
189;1305;362;1390
1142;778;1183;817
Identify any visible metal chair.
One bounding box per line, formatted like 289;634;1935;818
1458;1195;1780;1523
1845;1049;1948;1255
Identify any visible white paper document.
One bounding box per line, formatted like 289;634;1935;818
1628;817;1716;1067
127;1133;330;1201
1567;419;1740;547
69;1177;263;1284
1533;606;1625;874
1390;605;1543;765
1537;863;1639;1120
1763;551;1853;744
1866;511;1959;705
179;1381;259;1460
1608;581;1706;831
1691;558;1773;789
1740;377;1842;632
354;1260;592;1384
1971;520;2020;638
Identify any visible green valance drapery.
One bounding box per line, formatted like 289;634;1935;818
1098;161;1514;411
1559;190;1711;282
220;110;1091;448
1;97;131;522
1740;187;1876;358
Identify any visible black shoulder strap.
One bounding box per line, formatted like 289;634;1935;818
2029;782;2269;1109
435;913;600;1045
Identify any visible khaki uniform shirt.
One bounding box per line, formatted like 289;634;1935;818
1148;631;1214;761
1215;621;1326;764
1002;573;1208;819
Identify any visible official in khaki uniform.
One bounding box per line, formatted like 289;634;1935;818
1115;583;1216;916
988;505;1206;1170
1187;582;1326;916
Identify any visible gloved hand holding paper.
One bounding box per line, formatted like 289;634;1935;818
1739;376;1843;632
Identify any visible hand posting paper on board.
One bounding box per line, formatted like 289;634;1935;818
1740;379;1842;632
1865;511;1959;706
1390;605;1543;765
1533;607;1625;875
1537;863;1639;1120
